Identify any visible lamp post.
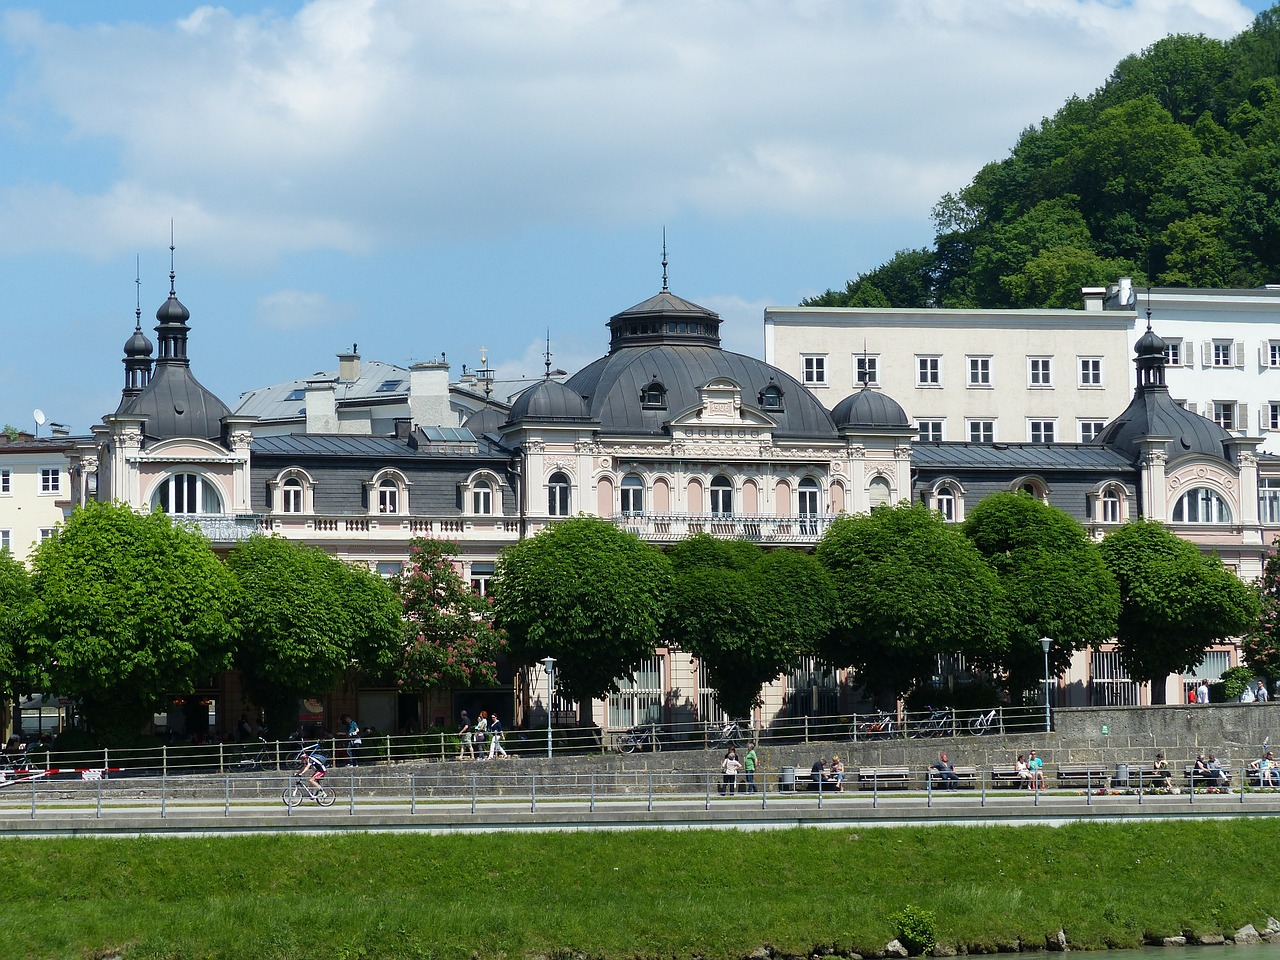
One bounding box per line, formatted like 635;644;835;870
541;656;556;758
1039;637;1053;733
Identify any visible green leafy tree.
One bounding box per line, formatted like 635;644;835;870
1244;543;1280;683
816;503;1009;702
665;536;836;719
963;493;1119;701
491;517;671;712
396;538;506;691
227;536;402;736
0;549;32;706
1099;519;1259;703
25;501;239;744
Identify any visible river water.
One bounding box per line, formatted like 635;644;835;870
1107;946;1279;960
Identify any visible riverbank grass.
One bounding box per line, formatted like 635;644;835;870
3;820;1278;959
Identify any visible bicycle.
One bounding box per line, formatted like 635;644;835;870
969;708;998;736
282;772;336;807
236;737;270;771
909;706;953;738
617;724;663;754
850;710;897;741
709;720;745;750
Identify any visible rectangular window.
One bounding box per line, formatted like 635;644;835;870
608;655;665;729
375;561;403;578
967;356;992;387
1207;340;1242;368
1090;649;1140;706
1269;341;1280;368
854;355;879;386
1212;401;1236;430
916;356;940;387
39;528;55;542
1078;420;1106;443
469;561;495;596
40;468;59;494
0;530;9;552
0;469;8;494
916;420;944;443
801;355;827;386
1029;419;1056;443
1028;357;1053;387
1078;357;1103;386
1266;403;1280;432
1164;340;1182;367
1261;479;1280;525
967;419;994;443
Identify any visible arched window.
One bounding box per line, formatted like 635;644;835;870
1172;487;1231;523
710;476;733;516
935;485;956;522
548;472;571;516
152;473;222;515
621;475;645;515
1101;486;1123;524
472;479;493;515
281;478;303;513
641;381;667;409
378;477;399;514
798;478;820;517
868;476;891;508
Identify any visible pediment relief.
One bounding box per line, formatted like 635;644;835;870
1167;459;1237;494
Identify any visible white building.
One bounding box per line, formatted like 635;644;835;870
0;428;75;564
763;303;1135;445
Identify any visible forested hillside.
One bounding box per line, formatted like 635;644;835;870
807;5;1280;309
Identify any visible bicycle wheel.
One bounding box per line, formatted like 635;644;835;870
315;786;336;807
620;737;637;755
969;716;991;735
282;781;303;807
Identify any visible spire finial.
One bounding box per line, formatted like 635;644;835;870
661;228;669;292
134;255;142;329
168;220;176;296
1145;285;1153;332
544;330;553;379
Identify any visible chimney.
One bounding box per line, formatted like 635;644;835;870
305;377;338;434
338;344;360;382
409;360;453;428
49;423;70;438
1081;287;1105;311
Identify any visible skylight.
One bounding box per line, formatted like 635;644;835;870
376;379;403;392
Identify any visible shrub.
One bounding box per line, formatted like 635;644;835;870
889;905;937;956
1219;666;1255;701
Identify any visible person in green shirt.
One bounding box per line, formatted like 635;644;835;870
743;741;759;793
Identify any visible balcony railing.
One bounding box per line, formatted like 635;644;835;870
175;514;264;543
257;514;521;540
610;514;832;544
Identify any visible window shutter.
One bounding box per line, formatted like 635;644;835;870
1234;341;1246;367
1237;403;1248;431
1202;341;1213;366
1262;342;1271;368
1185;401;1199;415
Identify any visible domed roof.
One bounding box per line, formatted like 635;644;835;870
156;290;191;325
463;405;506;439
565;344;837;439
506;377;593;424
830;386;911;432
124;324;153;358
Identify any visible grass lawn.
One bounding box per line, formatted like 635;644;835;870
1;820;1277;959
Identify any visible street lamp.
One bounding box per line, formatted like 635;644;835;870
541;656;556;758
1039;637;1053;733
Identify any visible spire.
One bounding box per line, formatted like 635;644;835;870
120;257;155;406
154;227;191;365
544;331;553;379
661;228;669;292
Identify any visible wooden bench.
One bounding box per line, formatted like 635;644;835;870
1056;763;1107;788
857;766;912;790
990;764;1028;789
926;765;977;789
1184;765;1233;788
1246;766;1280;788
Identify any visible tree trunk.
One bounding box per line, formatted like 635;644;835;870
1150;675;1168;705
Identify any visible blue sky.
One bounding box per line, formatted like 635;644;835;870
0;0;1272;434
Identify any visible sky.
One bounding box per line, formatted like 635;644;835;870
0;0;1273;434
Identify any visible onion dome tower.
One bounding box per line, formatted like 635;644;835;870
118;264;154;411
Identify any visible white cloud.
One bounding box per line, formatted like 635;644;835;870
255;288;358;330
0;0;1260;261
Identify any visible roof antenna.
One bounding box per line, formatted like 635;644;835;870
544;330;553;379
661;228;669;292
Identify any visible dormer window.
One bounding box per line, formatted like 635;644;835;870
641;380;668;410
376;379;403;393
759;384;784;412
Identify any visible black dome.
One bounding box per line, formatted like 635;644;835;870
463;406;506;439
830;386;911;431
124;325;153;358
506;378;593;423
120;364;231;442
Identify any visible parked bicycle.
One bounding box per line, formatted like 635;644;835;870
969;708;999;735
236;737;271;772
709;720;745;750
851;710;898;741
617;724;664;754
909;706;953;738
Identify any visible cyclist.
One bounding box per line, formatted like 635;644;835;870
298;744;329;792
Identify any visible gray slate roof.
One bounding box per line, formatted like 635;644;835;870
911;442;1134;471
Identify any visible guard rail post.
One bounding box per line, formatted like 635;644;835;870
410;774;416;815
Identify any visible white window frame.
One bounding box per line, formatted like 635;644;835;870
798;478;821;518
1260;478;1280;525
472;480;493;516
39;527;55;542
0;529;9;552
0;469;9;495
620;475;645;515
1266;341;1280;368
1028;419;1056;443
281;478;304;513
1205;339;1244;368
1212;401;1241;431
1265;403;1280;432
1078;419;1106;442
710;476;734;516
854;354;879;387
1027;357;1054;388
967;356;992;387
916;356;941;387
1164;340;1184;367
916;420;944;443
368;469;409;516
1172;487;1232;524
928;480;964;523
801;355;827;387
152;473;223;516
39;468;60;494
548;472;572;516
1078;357;1103;387
967;419;994;443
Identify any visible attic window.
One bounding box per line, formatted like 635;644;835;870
641;380;668;410
285;388;305;401
376;379;403;393
759;384;784;411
